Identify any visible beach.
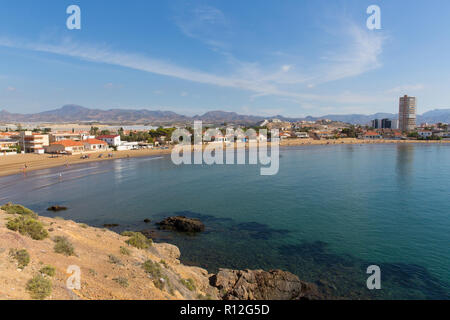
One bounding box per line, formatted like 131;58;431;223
0;148;172;177
0;138;448;177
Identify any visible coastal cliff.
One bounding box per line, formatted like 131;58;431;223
0;204;320;300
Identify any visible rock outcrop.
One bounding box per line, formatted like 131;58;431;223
210;269;323;300
1;205;326;301
47;206;68;212
157;216;205;233
0;208;217;300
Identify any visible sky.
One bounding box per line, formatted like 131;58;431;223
0;0;450;117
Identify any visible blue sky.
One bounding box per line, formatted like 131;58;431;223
0;0;449;117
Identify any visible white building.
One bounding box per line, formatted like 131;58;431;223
49;133;83;143
45;140;85;154
15;131;49;153
97;135;121;147
363;131;382;140
295;132;310;139
259;120;270;127
391;119;399;130
117;142;139;151
83;139;109;151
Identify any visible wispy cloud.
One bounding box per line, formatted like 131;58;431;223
0;35;311;101
0;22;386;107
174;5;229;49
314;24;385;84
387;84;424;94
6;86;16;92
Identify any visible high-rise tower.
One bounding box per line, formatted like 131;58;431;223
399;95;416;132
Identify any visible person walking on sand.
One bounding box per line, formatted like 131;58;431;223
22;163;28;176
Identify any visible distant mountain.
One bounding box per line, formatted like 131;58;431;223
0;105;449;125
0;105;189;124
311;109;450;125
0;105;269;125
419;109;450;124
301;113;397;125
193;111;266;124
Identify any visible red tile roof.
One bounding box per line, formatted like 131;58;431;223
51;140;84;147
84;138;108;145
364;131;380;136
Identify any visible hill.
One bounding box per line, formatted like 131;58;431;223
1;105;449;125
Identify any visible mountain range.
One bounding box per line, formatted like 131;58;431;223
0;105;449;125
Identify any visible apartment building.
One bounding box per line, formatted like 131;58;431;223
399;95;417;132
16;131;49;154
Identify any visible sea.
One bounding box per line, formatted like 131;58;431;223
0;143;449;299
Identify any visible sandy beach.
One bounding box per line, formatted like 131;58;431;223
0;138;448;177
0;148;172;178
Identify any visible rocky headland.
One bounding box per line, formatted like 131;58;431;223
0;204;324;300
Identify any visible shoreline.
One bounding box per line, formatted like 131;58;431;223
0;138;448;178
0;207;218;300
0;206;323;300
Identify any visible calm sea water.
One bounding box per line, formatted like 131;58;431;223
1;144;449;299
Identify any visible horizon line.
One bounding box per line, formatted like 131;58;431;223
1;104;450;120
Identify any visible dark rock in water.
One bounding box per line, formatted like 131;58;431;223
157;216;205;233
143;219;151;223
210;269;324;300
103;224;119;228
139;229;156;239
47;205;68;212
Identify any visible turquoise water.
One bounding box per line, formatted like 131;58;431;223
0;144;449;299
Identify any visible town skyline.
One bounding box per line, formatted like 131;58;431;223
1;101;450;125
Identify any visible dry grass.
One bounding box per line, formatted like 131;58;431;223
53;236;75;256
10;249;30;269
26;275;52;300
6;216;48;240
122;231;152;249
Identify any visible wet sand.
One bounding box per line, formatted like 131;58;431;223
0;138;448;177
0;148;172;177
